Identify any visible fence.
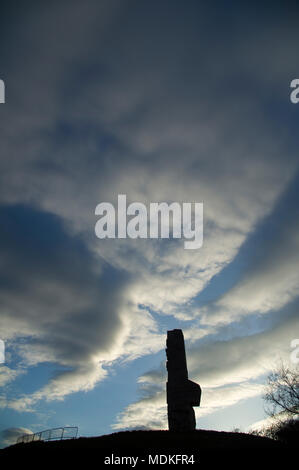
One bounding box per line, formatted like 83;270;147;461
17;426;78;444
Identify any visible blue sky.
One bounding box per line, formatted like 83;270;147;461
0;0;299;447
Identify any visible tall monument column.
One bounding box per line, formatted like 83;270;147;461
166;329;201;432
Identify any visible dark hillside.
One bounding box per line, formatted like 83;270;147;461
0;429;294;466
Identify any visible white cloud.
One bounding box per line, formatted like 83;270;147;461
200;186;299;326
6;362;107;412
113;309;299;430
0;366;23;387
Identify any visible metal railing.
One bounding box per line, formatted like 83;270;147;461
17;426;78;444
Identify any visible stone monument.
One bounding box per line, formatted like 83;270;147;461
166;329;201;431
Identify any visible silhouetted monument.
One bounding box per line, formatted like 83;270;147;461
166;329;201;432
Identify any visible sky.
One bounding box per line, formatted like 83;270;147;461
0;0;299;448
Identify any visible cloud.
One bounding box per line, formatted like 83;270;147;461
0;204;135;407
0;366;23;387
112;382;265;431
0;204;166;411
6;363;107;412
113;390;168;431
113;306;299;430
0;427;32;448
248;410;299;434
0;0;298;428
199;172;299;326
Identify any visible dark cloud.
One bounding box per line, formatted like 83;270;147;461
0;427;32;448
0;204;131;402
0;0;298;426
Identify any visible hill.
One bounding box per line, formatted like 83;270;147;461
0;429;294;466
